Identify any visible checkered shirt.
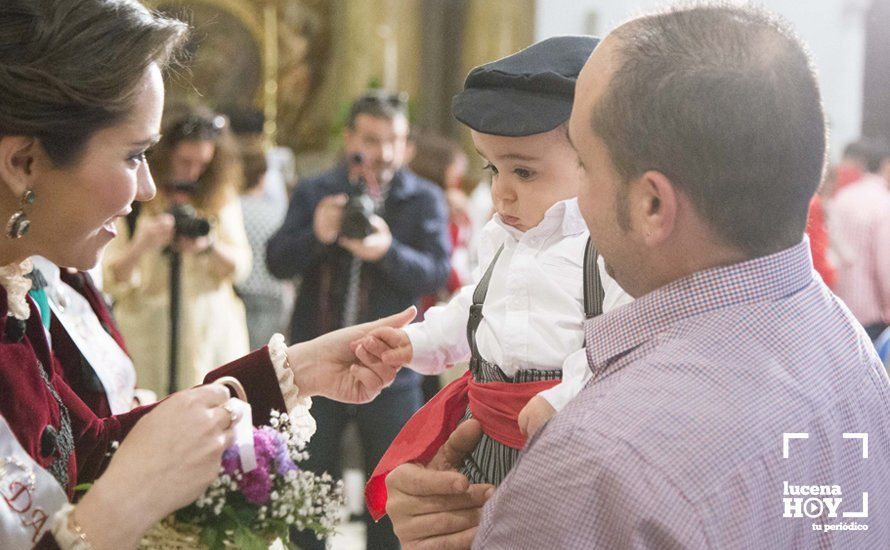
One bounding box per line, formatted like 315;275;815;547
475;240;890;549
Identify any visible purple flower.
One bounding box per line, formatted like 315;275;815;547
221;446;240;475
240;461;272;505
237;429;277;504
254;427;280;465
260;426;299;476
217;426;299;505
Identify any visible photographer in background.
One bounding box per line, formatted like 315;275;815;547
103;104;252;395
267;91;451;550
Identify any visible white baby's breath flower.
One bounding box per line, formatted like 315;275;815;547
287;401;316;447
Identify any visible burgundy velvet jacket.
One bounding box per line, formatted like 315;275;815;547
0;285;287;548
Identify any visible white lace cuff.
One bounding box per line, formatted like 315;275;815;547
50;503;91;550
268;334;316;445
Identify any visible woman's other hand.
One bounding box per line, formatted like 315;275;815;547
74;384;238;548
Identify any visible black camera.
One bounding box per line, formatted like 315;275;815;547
340;153;375;239
169;203;211;239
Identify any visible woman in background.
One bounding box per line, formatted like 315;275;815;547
237;145;291;350
104;106;252;395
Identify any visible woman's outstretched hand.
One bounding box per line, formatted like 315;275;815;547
286;306;417;404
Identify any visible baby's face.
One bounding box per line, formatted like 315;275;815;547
472;126;582;232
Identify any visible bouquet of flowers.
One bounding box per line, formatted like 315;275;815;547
140;409;344;550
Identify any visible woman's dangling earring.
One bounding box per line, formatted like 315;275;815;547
6;188;35;239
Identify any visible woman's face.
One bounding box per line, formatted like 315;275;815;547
27;64;164;269
169;139;216;184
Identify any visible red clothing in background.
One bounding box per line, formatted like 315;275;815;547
806;195;836;288
831;164;863;197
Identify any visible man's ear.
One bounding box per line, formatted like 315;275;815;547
633;170;678;246
0;136;39;198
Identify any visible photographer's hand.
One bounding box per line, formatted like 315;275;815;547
176;235;212;255
107;214;175;286
339;215;392;262
314;194;348;244
133;213;175;252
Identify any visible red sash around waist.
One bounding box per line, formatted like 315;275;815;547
365;369;559;520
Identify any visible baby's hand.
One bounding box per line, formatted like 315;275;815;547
518;395;556;439
351;327;413;369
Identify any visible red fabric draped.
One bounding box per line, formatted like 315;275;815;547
365;370;558;520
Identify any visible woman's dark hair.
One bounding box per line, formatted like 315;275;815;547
409;133;465;190
146;104;243;216
241;145;268;193
0;0;188;166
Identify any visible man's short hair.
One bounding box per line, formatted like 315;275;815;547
843;140;870;164
854;138;890;173
346;91;409;130
591;4;827;256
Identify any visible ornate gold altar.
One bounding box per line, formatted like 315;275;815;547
146;0;534;166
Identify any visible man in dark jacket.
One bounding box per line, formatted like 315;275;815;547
267;91;451;550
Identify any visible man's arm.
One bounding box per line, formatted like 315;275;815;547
377;187;452;296
476;425;708;549
266;182;327;279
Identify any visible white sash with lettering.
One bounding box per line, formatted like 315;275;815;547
0;415;68;549
47;281;136;415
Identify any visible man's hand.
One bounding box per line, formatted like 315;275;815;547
352;326;413;369
339;215;393;262
313;194;347;244
387;419;494;550
517;395;556;439
286;306;417;403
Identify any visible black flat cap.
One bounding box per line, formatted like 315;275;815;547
452;35;600;137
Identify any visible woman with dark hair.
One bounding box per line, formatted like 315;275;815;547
104;104;252;394
236;144;291;351
0;1;409;547
409;132;473;304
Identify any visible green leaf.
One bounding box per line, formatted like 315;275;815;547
199;525;220;549
233;525;269;550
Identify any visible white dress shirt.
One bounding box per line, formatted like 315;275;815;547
404;198;633;411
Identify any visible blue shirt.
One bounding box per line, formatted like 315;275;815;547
267;163;451;350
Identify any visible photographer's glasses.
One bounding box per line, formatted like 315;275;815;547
355;91;409;109
171;114;227;141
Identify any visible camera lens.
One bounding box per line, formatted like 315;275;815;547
169;204;211;238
